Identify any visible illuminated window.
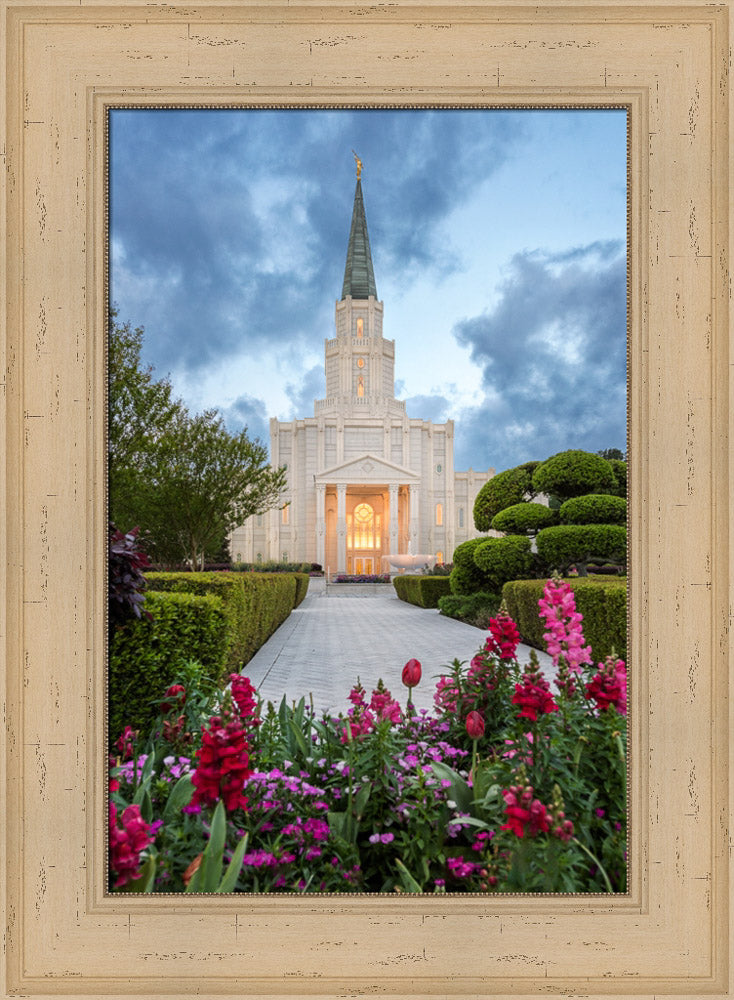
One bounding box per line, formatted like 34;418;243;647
436;551;444;564
357;376;364;397
350;502;376;549
357;317;364;337
282;504;290;525
459;507;464;528
436;503;443;526
357;357;364;369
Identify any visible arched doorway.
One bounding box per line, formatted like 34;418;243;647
347;500;382;574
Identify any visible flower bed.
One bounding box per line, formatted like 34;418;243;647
332;573;392;583
109;574;627;894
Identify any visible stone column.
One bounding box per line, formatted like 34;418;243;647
337;483;347;573
316;484;326;568
408;484;420;554
389;484;399;554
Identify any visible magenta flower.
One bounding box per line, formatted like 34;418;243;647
538;577;592;674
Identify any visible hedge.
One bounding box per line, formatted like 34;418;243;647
109;590;228;739
473;461;539;531
491;502;559;534
393;575;452;608
501;577;627;663
146;571;305;668
559;493;627;526
473;535;534;591
532;450;616;502
535;524;627;574
449;537;492;595
438;590;502;624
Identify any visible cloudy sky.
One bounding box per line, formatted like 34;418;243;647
109;108;627;473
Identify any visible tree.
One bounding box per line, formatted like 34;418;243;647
597;447;625;461
143;408;286;568
108;311;286;567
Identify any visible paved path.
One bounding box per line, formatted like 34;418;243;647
244;578;555;715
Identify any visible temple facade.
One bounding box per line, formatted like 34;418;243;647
229;171;493;574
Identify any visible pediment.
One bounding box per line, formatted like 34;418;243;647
316;453;421;485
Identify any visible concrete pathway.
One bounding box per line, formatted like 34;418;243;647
244;578;555;715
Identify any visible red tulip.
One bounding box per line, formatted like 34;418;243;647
465;710;485;740
160;684;186;714
402;658;422;689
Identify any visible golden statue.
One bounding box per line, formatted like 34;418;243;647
351;149;363;179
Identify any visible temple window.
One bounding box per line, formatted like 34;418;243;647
357;376;364;397
356;317;364;337
459;507;464;528
256;552;262;563
436;551;444;564
282;504;290;525
436;502;443;526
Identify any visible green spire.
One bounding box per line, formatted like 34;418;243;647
341;178;377;300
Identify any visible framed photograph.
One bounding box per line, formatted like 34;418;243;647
2;0;731;996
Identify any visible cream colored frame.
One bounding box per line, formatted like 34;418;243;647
1;1;731;996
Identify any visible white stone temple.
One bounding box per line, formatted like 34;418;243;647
229;164;494;574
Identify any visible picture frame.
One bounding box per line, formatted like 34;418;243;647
1;1;730;996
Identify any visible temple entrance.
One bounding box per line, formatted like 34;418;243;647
347;500;381;574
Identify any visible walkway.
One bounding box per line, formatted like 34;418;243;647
244;578;555;715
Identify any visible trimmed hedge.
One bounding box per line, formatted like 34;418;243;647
535;524;627;574
449;537;491;595
473;461;540;531
393;575;452;608
473;535;534;591
146;571;305;668
438;590;502;624
608;459;627;498
532;450;616;502
491;502;559;534
109;590;228;739
559;493;627;526
502;577;627;663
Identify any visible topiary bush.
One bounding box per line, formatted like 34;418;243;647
472;461;540;531
502;576;626;662
449;537;491;594
109;590;228;739
490;502;560;534
559;493;627;526
532;450;616;502
393;575;452;608
608;459;628;498
473;535;534;591
535;524;627;575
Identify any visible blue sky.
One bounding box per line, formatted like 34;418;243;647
109;108;627;472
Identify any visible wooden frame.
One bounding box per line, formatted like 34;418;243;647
1;1;730;996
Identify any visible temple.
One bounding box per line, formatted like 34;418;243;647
229;166;493;573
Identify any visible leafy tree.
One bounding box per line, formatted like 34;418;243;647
108;311;286;567
142;409;286;568
532;450;615;503
472;461;540;531
597;447;625;461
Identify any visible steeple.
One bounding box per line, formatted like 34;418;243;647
341;172;377;301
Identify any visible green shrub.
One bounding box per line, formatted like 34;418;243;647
559;493;627;525
491;502;559;534
532;450;616;502
232;561;314;574
473;535;534;591
293;572;310;607
472;461;540;531
109;590;228;738
502;577;627;662
449;537;492;594
393;575;452;608
608;459;627;498
535;524;627;575
438;590;502;626
146;571;299;669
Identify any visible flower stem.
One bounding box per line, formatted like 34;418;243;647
572;837;614;893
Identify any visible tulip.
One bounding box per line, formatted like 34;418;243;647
465;710;485;787
401;658;422;714
160;684;186;714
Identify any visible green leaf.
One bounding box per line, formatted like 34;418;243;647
428;761;472;814
162;774;194;822
326;810;349;842
288;717;310;760
201;800;227;891
216;832;249;893
353;781;371;821
117;854;156;894
394;858;423;893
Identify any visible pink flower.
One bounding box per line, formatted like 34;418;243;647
109;801;158;887
190;715;252;813
511;657;559;721
115;725;138;761
585;656;627;714
434;675;459;714
500;785;551;838
538;577;592;672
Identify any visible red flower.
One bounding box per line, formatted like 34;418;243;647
487;615;520;660
500;785;551;838
229;673;261;726
109;801;158;887
512;677;559;721
160;684;186;714
190;715;252;813
584;657;627;714
402;658;422;688
115;725;138;761
465;710;485;740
